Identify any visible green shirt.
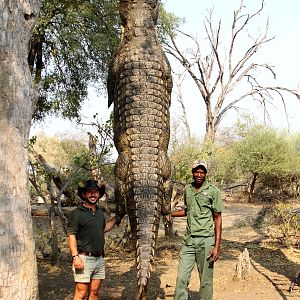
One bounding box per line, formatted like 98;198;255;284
67;204;106;252
183;180;224;243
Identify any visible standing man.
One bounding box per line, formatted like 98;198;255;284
67;179;119;300
171;160;224;300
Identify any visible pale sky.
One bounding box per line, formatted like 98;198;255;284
31;0;300;138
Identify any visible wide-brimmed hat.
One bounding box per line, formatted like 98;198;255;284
77;180;105;201
191;159;208;172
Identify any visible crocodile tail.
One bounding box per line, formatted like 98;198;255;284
127;189;161;300
136;278;147;300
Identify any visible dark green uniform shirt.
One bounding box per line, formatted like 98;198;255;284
67;204;106;252
183;180;224;244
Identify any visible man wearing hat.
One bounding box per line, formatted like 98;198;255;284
170;160;224;300
67;179;118;300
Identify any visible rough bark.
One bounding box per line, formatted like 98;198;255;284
107;1;173;298
0;1;40;299
204;104;216;143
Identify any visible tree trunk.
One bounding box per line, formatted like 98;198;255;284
47;180;61;265
164;188;179;237
164;218;174;236
204;104;216;143
0;1;40;299
248;172;258;201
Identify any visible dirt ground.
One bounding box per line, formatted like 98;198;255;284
37;201;300;300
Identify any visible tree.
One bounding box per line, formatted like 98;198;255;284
232;125;290;200
29;0;182;121
29;0;121;121
164;0;300;143
0;1;41;298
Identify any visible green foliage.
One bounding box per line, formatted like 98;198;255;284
29;118;115;201
288;133;300;176
232;125;291;177
208;146;237;186
93;112;114;161
169;137;202;183
157;5;184;41
29;134;90;202
169;137;227;185
31;0;121;121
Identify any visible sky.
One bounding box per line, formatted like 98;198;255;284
31;0;300;139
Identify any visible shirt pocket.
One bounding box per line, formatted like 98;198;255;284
195;193;213;213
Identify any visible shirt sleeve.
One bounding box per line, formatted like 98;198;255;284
213;188;224;213
67;209;79;235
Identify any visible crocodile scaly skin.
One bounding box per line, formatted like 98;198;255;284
107;0;173;298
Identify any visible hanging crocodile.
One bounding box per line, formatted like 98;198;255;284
107;0;173;298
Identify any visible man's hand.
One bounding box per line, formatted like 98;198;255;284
73;256;84;270
207;247;220;262
104;216;118;233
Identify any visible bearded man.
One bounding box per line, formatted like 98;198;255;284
67;180;118;300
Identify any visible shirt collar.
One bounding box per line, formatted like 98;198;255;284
190;180;209;192
79;203;99;211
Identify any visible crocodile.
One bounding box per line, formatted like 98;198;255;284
107;0;173;298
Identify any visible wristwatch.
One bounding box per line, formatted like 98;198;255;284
72;254;79;259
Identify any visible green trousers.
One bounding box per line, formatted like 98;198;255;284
173;236;214;300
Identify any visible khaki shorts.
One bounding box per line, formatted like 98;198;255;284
72;255;105;282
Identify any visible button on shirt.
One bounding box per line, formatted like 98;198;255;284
183;180;224;244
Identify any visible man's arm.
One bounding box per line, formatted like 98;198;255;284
171;208;187;217
170;187;188;218
163;208;187;223
67;234;84;269
208;212;222;262
104;216;117;233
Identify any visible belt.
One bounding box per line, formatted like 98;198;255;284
78;250;104;257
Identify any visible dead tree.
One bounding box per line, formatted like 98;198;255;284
164;0;300;143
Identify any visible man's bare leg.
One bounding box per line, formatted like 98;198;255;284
88;279;102;300
73;282;89;300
